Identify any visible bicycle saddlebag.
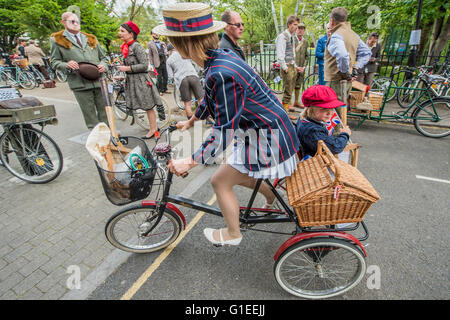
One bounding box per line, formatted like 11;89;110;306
43;80;56;88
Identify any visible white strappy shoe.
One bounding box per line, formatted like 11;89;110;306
203;228;242;247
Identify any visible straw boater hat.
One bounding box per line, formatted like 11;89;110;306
152;2;226;37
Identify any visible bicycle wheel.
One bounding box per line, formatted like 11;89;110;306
105;203;183;253
413;97;450;138
173;86;185;110
0;70;13;86
266;70;283;94
18;70;37;90
274;238;366;299
112;89;128;121
371;76;397;102
0;126;63;183
397;79;419;108
56;70;67;82
303;73;319;90
135;97;172;130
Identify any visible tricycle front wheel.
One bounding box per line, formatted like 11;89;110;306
274;238;366;299
105;204;183;254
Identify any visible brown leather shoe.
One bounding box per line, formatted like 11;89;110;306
287;104;295;112
288;114;297;121
294;102;304;108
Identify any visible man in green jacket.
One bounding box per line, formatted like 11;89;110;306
50;12;109;129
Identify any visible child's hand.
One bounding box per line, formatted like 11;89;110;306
340;125;352;136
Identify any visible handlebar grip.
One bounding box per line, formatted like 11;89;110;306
168;122;178;132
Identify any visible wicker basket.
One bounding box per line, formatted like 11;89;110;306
13;58;29;68
286;141;380;227
368;92;383;110
349;90;365;110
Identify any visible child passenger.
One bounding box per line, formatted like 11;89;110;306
296;85;352;157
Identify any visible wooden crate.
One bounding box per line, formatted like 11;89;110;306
0;105;56;124
286;141;380;227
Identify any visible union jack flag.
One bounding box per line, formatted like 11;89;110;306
325;111;341;135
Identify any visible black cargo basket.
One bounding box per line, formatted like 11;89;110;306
95;136;157;206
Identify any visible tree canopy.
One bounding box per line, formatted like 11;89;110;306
1;0;448;59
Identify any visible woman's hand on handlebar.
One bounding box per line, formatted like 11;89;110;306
168;157;198;177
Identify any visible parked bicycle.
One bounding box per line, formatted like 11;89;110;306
42;56;67;83
0;86;63;183
349;81;450;138
111;76;171;130
397;66;449;108
0;59;36;89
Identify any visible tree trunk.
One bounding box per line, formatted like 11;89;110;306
429;16;450;67
425;17;444;66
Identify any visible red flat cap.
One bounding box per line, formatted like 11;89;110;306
302;85;346;109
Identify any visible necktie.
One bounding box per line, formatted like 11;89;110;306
75;35;82;47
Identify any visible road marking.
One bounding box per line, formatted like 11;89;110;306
121;194;217;300
416;175;450;184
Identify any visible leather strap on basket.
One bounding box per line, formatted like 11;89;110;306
315;140;342;186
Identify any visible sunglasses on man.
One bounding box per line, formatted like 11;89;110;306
65;19;80;25
228;22;244;28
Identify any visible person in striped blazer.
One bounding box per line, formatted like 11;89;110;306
154;3;300;246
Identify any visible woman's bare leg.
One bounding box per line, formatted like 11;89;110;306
210;164;275;241
145;109;157;137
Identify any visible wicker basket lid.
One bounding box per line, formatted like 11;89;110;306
287;153;380;206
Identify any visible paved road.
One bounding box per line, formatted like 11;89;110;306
0;82;448;301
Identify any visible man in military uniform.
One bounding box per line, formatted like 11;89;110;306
293;22;309;108
50;12;109;129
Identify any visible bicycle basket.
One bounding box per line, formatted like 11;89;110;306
95;136;157;206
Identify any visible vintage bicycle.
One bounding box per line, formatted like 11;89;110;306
0;86;63;183
96;124;375;299
110;76;171;130
349;81;450;138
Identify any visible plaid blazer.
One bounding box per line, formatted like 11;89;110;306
193;49;300;172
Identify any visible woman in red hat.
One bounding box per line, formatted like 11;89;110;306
296;85;352;157
117;21;165;139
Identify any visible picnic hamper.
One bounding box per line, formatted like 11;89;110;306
286;141;380;227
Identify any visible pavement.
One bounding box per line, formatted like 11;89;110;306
0;81;190;300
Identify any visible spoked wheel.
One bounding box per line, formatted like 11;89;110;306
303;73;319;90
0;126;63;183
105;204;184;253
134;97;171;131
173;87;185;110
274;238;366;299
413;97;450;138
56;70;67;82
112;89;128;121
371;76;397;102
266;70;283;94
18;71;37;90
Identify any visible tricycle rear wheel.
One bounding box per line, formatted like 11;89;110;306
274;237;366;299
